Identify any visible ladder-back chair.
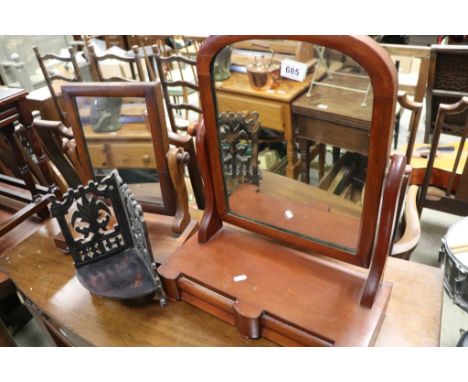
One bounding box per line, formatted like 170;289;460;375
33;46;83;125
419;96;468;216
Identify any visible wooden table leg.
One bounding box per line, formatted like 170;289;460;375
285;104;299;178
298;139;311;184
318;143;326;180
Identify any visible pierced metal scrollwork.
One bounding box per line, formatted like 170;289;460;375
48;170;167;304
219;112;261;193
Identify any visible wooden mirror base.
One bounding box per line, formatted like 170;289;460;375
159;225;392;347
53;213;198;265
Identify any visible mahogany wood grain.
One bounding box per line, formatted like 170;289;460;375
195;121;222;243
166;148;191;234
361;154;406;306
159;226;392;346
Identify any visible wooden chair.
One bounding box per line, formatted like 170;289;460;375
379;45;429;149
0;118;83;195
88;44;146;82
382;44;431;106
397;91;424;164
33;46;83;125
387;92;424;259
168;130;205;210
0;87;58;238
167;36;204;81
32;119;87;191
177;36;205;59
424;45;468;143
418;96;468;216
154;51;205;210
306;91;423;259
154;47;200;133
391;182;421;259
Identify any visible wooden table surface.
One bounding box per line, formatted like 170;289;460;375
0;212;443;346
215;72;313;103
292;73;373;130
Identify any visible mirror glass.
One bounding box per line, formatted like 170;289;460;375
74;96;165;209
212;39;374;252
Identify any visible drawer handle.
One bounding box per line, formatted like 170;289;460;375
142;154;150;163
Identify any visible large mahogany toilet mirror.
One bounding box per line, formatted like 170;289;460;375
196;36;398;267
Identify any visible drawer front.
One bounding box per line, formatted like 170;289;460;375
216;92;285;132
87;143;110;168
297;116;369;155
108;143;157;169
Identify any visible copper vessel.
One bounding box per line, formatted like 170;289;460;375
246;59;281;91
246;44;281;91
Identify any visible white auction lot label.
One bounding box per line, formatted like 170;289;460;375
280;59;308;82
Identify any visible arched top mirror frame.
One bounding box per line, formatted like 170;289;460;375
196;35;398;268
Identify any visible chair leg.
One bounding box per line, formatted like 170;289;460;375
332;147;341;164
318;143;326;180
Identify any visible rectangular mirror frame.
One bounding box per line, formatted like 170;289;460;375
61;81;176;216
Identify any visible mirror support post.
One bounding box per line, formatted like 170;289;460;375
361;154;406;307
195;120;223;242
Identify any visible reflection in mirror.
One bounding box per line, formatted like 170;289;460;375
212;39;376;252
74;96;164;208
